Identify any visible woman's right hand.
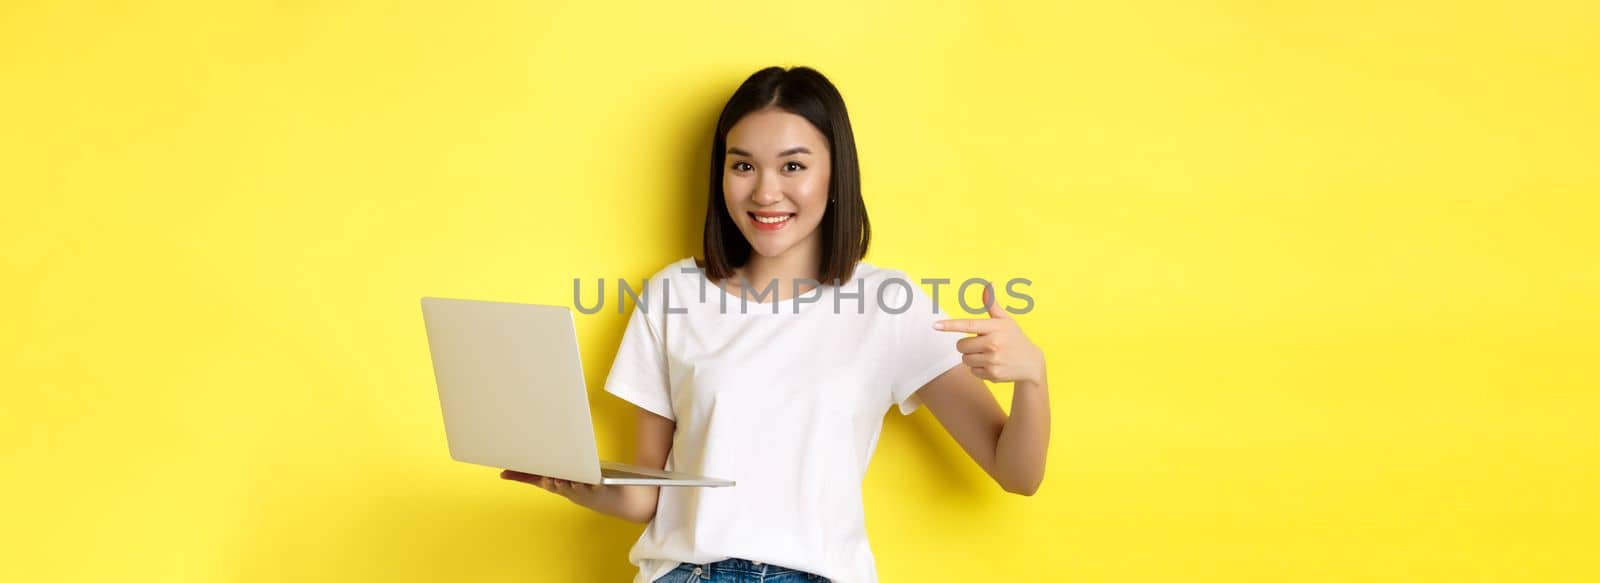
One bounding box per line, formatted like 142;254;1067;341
500;469;603;502
501;469;653;523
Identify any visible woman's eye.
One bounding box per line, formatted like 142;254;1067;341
784;161;806;172
732;161;753;172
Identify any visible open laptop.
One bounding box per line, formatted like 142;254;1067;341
419;296;733;487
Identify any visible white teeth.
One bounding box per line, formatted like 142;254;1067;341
754;214;792;224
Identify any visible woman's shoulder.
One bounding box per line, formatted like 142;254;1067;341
838;260;929;307
848;260;947;308
843;260;910;286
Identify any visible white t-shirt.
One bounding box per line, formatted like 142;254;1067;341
602;256;963;583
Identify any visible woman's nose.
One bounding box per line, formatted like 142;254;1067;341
752;175;783;205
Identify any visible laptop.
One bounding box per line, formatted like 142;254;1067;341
419;296;734;487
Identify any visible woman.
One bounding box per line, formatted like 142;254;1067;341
501;65;1050;583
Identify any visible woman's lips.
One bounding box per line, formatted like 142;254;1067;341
749;212;795;232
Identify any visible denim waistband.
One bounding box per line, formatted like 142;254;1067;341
701;557;813;577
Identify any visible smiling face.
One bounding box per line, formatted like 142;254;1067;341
722;107;833;262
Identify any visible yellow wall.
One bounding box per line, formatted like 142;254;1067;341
2;1;1596;581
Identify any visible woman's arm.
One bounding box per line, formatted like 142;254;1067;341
919;285;1051;495
917;364;1050;495
615;407;675;522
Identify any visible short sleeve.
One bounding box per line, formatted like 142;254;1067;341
603;303;675;422
887;273;964;415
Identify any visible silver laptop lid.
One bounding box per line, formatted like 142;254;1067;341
419;297;602;484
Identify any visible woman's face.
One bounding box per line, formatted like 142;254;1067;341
722;107;832;262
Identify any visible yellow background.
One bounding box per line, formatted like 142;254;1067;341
3;1;1596;581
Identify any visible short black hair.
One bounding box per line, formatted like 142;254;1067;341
700;65;870;285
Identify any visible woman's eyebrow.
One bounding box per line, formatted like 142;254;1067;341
726;146;813;157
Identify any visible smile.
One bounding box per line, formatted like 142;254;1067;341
749;212;795;231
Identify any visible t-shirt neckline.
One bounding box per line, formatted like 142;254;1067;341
682;257;840;315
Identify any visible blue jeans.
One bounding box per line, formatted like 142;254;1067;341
652;558;832;583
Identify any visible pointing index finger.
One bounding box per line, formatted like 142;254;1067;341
934;319;999;334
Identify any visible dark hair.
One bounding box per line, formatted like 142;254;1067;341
700;66;870;285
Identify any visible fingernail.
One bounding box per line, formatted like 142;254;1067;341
933;322;945;330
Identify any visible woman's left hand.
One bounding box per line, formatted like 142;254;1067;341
934;284;1046;385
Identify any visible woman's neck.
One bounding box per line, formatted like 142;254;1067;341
729;240;822;301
